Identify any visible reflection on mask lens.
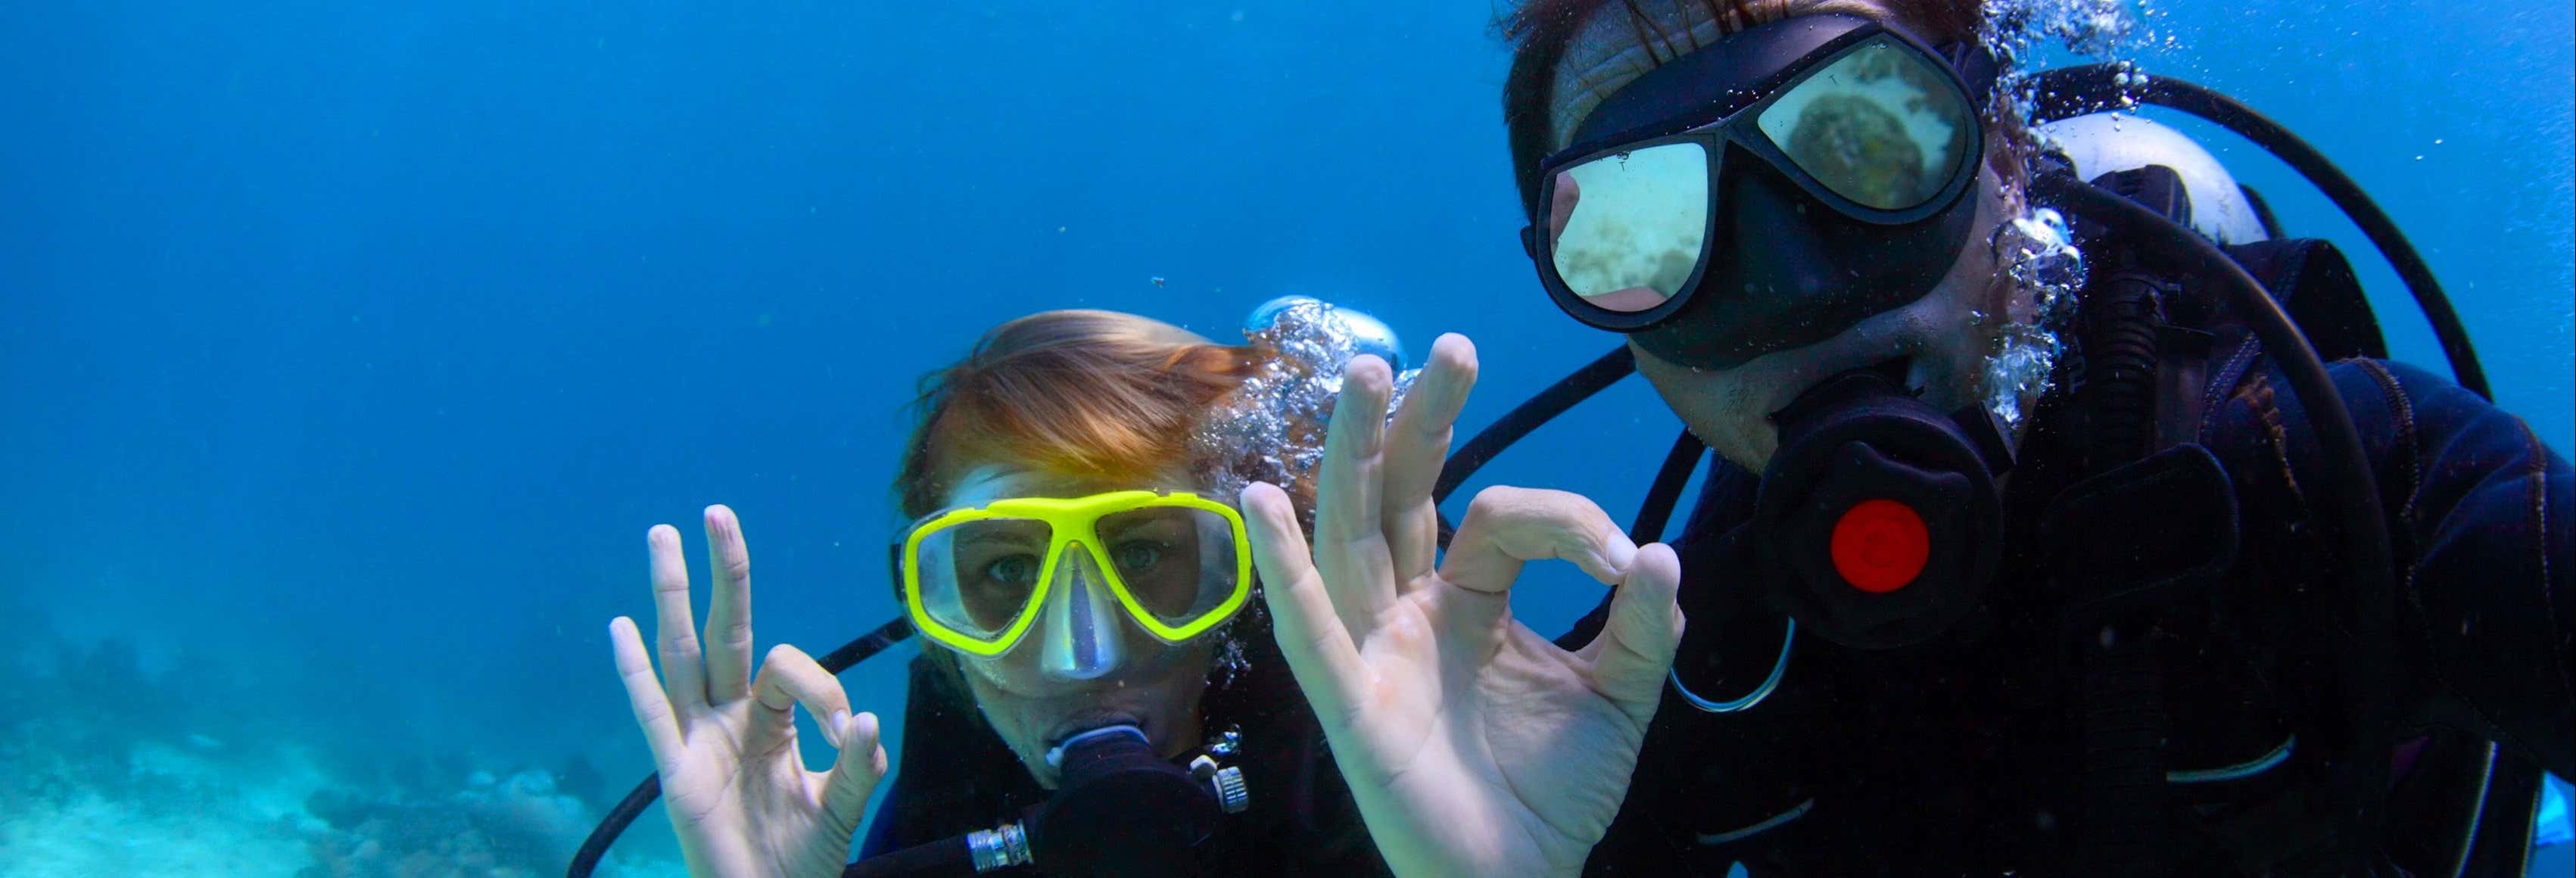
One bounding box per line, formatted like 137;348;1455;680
916;517;1054;637
1095;506;1235;622
1758;36;1971;210
1549;142;1710;313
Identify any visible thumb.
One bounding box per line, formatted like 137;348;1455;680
1583;542;1684;721
820;711;888;832
1548;171;1580;247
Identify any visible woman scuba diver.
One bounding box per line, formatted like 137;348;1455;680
605;308;1391;877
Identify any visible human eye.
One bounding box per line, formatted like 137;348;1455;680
1110;540;1166;572
979;553;1042;588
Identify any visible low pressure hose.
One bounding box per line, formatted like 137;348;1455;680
2028;64;2489;400
1432;345;1637;506
840;833;988;878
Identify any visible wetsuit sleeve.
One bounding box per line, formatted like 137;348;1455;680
2335;358;2574;779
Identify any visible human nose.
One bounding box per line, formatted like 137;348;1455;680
1038;548;1126;680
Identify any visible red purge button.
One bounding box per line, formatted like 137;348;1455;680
1830;498;1931;593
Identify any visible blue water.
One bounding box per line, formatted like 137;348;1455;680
1;2;2565;874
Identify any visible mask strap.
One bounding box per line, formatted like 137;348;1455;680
1942;38;2002;108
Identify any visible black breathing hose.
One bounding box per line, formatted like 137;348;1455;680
565;774;663;878
1431;344;1637;505
2027;64;2491;400
813;615;919;674
1628;431;1707;544
839;836;975;878
2037;170;2397;871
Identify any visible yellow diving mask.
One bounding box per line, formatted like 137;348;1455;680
896;490;1252;661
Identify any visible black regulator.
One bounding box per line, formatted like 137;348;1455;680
1722;368;2016;650
845;724;1250;878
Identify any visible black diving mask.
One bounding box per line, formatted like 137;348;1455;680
1522;13;1998;370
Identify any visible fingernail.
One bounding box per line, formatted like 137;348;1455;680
828;709;852;745
1603;538;1639;573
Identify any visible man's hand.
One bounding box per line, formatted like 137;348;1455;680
1239;335;1685;877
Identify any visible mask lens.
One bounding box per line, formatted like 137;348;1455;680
1548;141;1710;313
1757;36;1973;211
912;516;1054;643
1095;506;1241;628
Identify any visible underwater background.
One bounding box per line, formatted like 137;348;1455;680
1;1;2566;874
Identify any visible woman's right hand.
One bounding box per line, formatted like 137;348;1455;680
609;505;889;878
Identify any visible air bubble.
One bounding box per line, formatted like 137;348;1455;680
1193;297;1419;528
1983;205;2086;428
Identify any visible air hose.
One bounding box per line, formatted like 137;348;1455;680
2028;64;2490;400
2037;170;2397;873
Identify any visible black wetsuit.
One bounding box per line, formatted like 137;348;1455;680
1569;236;2574;875
857;644;1388;876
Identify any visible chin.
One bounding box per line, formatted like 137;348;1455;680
1634;276;2001;474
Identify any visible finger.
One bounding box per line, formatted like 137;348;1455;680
1548;171;1580;247
1381;334;1478;584
1438;486;1640;595
1581;542;1685;719
818;711;889;833
1241;482;1370;729
646;525;707;711
701;505;754;705
750;643;852;742
1313;355;1400;634
609;616;684;766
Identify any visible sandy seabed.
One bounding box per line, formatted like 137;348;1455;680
0;733;686;877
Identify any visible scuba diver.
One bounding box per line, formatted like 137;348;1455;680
600;309;1390;876
1238;0;2571;876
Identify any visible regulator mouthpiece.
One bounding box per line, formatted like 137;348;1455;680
1743;369;2014;649
1018;722;1251;877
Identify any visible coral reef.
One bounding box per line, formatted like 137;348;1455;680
297;767;599;878
0;615;677;876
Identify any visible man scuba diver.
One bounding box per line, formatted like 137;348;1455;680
1237;1;2569;876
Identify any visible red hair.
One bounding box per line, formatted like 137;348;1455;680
895;310;1266;518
